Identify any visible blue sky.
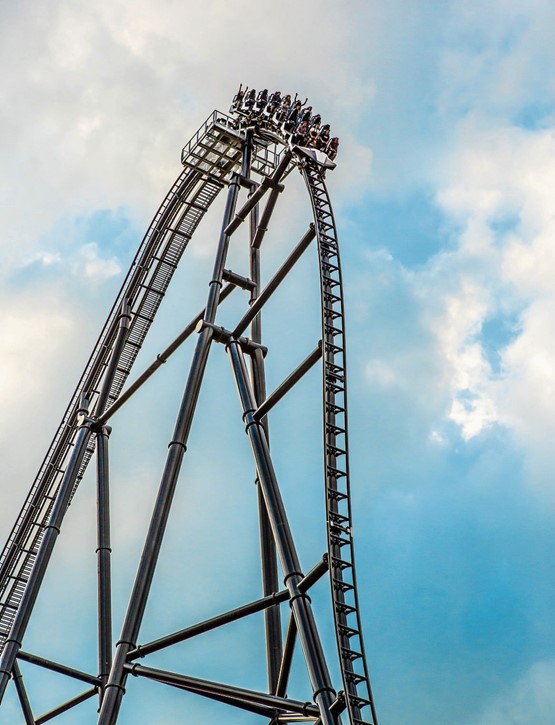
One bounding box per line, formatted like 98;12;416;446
0;1;554;723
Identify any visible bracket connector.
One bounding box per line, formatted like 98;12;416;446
196;320;268;357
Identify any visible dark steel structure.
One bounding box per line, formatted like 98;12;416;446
0;97;378;724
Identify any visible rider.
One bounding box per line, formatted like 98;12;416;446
317;123;331;150
307;121;320;147
310;113;322;128
292;120;309;146
284;100;302;133
256;89;268;113
244;88;256;111
276;94;292;123
300;105;313;126
326;136;339;160
267;91;282;117
231;84;245;111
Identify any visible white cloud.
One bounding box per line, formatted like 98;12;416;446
365;358;397;388
0;289;80;535
355;112;555;510
429;120;555;476
0;0;375;273
438;0;555;119
427;279;498;438
469;658;555;725
0;2;553;722
437;121;555;237
0;297;74;421
492;299;555;497
18;241;122;283
359;114;555;464
449;393;498;441
78;241;121;282
20;251;62;268
429;429;447;446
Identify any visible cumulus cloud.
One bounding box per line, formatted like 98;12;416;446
0;1;554;723
21;251;62;268
78;241;121;282
438;0;555;120
0;288;79;535
0;296;74;423
424;120;555;495
469;658;555;725
0;0;374;271
17;241;122;284
356;115;555;503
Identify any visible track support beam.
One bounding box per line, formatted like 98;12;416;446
197;319;267;356
12;661;35;725
255;342;322;421
124;663;319;719
17;651;100;687
276;614;297;698
243;129;284;696
227;339;338;725
233;224;316;338
97;168;243;725
224;149;291;236
94;303;131;419
35;687;97;724
96;425;113;702
96;283;235;427
127;555;327;661
0;398;94;702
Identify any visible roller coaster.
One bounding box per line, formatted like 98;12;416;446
0;90;378;724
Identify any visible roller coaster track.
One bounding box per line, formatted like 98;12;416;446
0;103;378;724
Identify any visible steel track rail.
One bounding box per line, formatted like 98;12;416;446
301;164;378;725
0;113;254;653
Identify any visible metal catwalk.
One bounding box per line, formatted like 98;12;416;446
0;92;378;724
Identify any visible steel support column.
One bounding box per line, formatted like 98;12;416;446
127;556;327;661
35;688;97;724
246;130;283;694
0;400;94;701
17;650;100;686
96;283;236;428
276;614;297;698
254;342;322;421
233;224;316;338
0;303;131;703
226;340;338;725
123;663;320;719
96;425;112;701
12;661;35;725
97;165;243;725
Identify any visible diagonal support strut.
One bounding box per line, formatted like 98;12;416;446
226;339;339;725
